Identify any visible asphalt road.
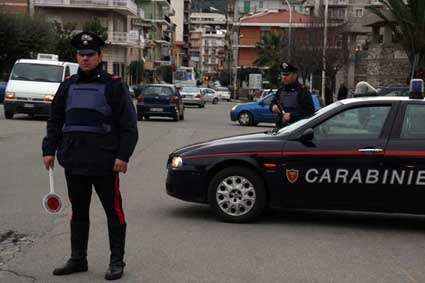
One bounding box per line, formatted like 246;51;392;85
1;101;425;283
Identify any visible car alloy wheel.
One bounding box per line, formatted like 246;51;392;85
216;176;256;217
209;166;266;223
238;111;252;126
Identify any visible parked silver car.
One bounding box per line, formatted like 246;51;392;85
215;87;231;101
180;86;205;108
200;88;219;104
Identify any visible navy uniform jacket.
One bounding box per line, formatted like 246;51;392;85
42;65;138;176
270;81;315;123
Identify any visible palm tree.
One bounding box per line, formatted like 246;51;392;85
369;0;425;77
254;32;287;88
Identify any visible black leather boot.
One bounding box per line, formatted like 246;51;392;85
53;222;89;276
105;223;126;280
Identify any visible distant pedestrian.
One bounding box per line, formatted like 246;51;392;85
324;85;332;106
337;83;348;100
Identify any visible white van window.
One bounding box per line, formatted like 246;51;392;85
65;66;70;78
11;63;63;83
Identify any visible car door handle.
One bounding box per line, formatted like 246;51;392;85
358;148;384;153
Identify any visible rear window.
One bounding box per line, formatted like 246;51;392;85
142;86;173;96
181;87;199;93
11;63;63;83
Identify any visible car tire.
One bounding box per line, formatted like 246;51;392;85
213;98;218;104
227;99;231;102
208;166;267;223
144;115;150;120
238;111;253;126
4;110;13;119
137;112;143;121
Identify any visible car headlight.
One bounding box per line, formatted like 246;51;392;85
231;105;238;111
5;92;16;100
44;95;54;102
171;156;183;169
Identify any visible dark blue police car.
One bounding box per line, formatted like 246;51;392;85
167;96;425;222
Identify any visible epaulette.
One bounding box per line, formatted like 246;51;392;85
65;75;72;80
111;75;121;81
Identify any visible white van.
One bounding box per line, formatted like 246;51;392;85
4;54;78;119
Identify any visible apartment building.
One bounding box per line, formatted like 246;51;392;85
304;0;384;89
0;0;30;14
33;0;145;81
201;29;226;80
189;12;226;80
170;0;191;67
233;0;306;20
139;0;173;69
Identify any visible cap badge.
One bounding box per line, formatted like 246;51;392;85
81;34;93;41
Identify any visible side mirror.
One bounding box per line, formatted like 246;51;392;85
299;128;314;142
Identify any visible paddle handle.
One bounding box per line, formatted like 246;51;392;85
49;167;55;194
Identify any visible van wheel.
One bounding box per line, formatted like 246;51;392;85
213;98;218;104
208;166;267;223
5;110;13;119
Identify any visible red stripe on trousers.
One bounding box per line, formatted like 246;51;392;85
114;173;125;224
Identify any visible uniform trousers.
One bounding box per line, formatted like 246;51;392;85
65;172;126;225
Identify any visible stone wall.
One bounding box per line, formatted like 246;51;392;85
354;44;411;87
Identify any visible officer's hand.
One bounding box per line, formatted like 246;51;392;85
113;159;128;174
283;112;291;122
272;105;280;113
43;156;55;170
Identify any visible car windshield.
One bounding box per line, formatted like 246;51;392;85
217;87;229;91
274;102;343;135
11;63;63;83
181;87;198;93
143;86;173;96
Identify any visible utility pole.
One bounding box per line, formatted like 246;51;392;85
321;0;328;102
285;0;292;61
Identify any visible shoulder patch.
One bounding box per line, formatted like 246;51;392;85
111;75;121;81
65;76;72;80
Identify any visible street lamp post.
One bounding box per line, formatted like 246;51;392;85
321;0;329;102
285;0;292;61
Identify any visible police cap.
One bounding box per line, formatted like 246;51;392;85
71;31;105;55
280;62;298;74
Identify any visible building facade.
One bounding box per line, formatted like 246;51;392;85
189;12;226;80
170;0;191;67
139;0;173;70
0;0;30;14
34;0;146;82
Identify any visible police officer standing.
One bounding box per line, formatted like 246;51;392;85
42;31;138;280
271;63;315;125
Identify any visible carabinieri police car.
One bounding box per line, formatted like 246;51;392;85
166;96;425;222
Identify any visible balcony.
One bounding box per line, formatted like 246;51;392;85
34;0;138;16
107;31;141;47
152;0;170;7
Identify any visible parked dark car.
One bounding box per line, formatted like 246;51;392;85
0;81;7;104
136;84;184;121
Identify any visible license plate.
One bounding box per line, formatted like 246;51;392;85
150;108;163;112
24;103;34;108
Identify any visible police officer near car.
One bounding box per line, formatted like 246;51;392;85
270;63;315;127
42;31;138;280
